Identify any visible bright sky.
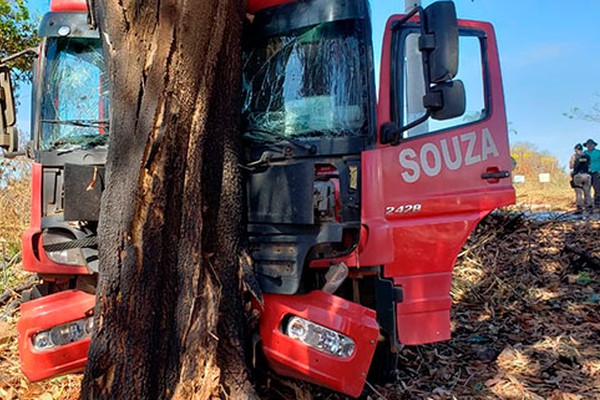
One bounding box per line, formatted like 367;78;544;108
21;0;600;168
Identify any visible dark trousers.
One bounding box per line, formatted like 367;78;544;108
592;171;600;207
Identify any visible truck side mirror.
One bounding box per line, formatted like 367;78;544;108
420;1;458;83
420;1;465;120
380;1;466;145
423;80;465;120
0;65;18;153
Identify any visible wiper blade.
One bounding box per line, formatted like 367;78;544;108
47;134;109;152
242;128;317;170
245;128;316;153
41;119;110;129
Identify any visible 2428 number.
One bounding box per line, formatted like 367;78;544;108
385;204;422;215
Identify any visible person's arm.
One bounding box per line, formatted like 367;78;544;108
569;154;576;170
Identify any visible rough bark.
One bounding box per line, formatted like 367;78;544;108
81;1;256;398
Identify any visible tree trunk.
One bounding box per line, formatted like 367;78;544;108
81;1;256;398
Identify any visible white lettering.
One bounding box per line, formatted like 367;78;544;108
440;137;462;170
481;128;499;160
461;132;481;166
420;143;442;177
399;148;420;183
398;128;501;183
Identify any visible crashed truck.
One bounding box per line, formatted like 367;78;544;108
0;0;514;397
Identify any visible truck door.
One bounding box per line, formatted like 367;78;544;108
360;18;515;345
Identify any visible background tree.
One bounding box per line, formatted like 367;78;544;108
564;93;600;124
0;0;38;85
81;1;257;398
512;142;567;178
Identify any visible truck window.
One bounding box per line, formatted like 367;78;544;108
402;31;486;138
40;37;109;151
242;19;369;141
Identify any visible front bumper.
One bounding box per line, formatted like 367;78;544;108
17;289;95;381
260;290;379;398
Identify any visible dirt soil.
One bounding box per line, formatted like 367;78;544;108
1;211;599;399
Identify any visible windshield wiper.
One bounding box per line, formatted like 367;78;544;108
243;128;317;169
47;134;109;153
244;128;316;153
41;119;110;129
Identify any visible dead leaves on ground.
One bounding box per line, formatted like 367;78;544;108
381;212;600;400
1;212;599;399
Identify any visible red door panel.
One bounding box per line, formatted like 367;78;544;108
361;17;514;344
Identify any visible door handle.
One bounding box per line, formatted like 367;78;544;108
481;171;510;180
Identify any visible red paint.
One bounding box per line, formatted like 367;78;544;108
394;272;453;344
260;291;379;398
17;290;95;381
22;163;91;275
356;18;515;344
50;0;87;12
247;0;297;14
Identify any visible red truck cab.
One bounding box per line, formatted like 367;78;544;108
0;0;514;396
244;0;514;396
0;0;105;382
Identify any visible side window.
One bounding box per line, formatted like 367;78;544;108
402;32;486;138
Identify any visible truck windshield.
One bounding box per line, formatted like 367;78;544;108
242;19;368;142
40;37;109;151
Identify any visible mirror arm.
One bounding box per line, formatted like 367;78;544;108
380;5;431;146
391;5;423;31
380;110;431;146
0;47;38;65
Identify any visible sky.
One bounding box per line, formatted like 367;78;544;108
19;0;600;168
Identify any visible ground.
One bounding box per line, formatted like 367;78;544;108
383;213;600;399
1;179;598;399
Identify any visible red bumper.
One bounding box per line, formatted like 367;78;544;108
17;290;95;381
260;291;379;398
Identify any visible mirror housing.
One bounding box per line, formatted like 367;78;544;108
420;1;464;121
420;1;459;83
0;65;17;153
423;80;465;120
380;1;465;145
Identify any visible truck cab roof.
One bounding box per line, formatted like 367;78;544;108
50;0;88;12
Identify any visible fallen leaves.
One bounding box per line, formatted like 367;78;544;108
0;283;82;400
1;212;599;399
380;212;600;399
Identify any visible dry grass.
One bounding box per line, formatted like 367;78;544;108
0;159;31;297
0;158;31;257
512;175;576;212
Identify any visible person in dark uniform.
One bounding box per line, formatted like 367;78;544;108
569;143;592;213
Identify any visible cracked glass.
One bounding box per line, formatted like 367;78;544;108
242;19;368;142
40;37;109;151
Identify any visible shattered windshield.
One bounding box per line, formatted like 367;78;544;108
40;37;109;151
242;19;368;142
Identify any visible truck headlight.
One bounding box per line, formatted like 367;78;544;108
285;316;355;358
32;316;94;351
42;231;86;266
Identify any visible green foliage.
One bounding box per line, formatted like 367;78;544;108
0;0;39;85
